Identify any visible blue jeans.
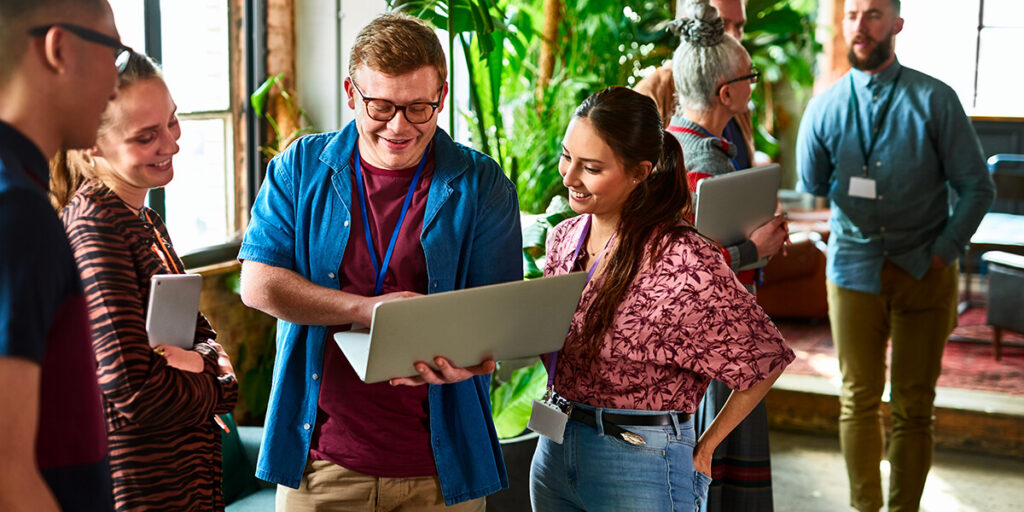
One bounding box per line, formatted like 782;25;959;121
529;403;711;512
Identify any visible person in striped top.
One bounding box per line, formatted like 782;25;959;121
51;51;238;512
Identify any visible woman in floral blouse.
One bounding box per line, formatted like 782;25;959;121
529;86;794;512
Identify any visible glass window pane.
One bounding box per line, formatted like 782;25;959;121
108;0;145;51
983;0;1024;26
974;28;1024;117
159;0;229;113
163;118;233;255
897;0;980;113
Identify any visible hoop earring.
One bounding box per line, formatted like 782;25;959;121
82;154;96;168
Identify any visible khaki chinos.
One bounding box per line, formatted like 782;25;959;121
827;260;958;512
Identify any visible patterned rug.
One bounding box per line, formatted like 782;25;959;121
776;306;1024;396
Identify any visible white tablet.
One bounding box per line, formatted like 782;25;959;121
334;272;589;383
146;274;202;349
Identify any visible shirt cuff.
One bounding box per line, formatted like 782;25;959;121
932;236;962;265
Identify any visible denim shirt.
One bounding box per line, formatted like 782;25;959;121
797;59;994;294
238;122;521;504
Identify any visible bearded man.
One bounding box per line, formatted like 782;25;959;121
796;1;994;511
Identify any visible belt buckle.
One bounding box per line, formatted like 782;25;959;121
619;430;647;447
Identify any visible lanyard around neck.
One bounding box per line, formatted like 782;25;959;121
142;209;184;274
849;69;903;176
668;123;740;170
547;214;616;388
352;143;430;297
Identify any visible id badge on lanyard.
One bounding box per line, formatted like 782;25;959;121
528;215;613;444
847;71;901;201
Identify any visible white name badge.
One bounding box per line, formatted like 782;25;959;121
528;399;569;444
849;176;877;199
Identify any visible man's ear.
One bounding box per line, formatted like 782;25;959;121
436;81;449;114
893;17;905;37
41;27;71;75
343;76;356;111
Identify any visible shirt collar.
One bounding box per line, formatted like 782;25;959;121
850;56;903;89
0;119;49;190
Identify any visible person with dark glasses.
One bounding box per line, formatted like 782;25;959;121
0;1;123;511
27;22;133;73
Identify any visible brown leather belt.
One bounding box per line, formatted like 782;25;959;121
568;408;691;446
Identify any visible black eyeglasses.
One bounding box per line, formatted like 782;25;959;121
723;67;761;86
350;80;442;124
28;23;133;73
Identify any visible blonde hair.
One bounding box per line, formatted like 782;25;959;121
50;52;163;210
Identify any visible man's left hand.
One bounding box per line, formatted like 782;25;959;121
389;357;496;386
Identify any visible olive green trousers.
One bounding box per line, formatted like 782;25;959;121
827;261;958;512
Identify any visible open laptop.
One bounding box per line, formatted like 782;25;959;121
334;272;588;383
694;164;781;271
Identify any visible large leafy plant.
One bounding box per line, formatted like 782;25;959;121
743;0;821;158
392;0;676;213
250;73;318;159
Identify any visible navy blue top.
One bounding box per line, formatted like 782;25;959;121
797;59;995;293
0;120;113;511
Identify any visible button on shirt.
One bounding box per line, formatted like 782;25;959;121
797;59;995;294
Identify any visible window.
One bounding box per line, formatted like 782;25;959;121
898;0;1024;117
109;0;245;255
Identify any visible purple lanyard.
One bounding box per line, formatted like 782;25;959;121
546;214;614;387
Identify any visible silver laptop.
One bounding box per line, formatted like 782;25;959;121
334;272;588;383
694;164;781;271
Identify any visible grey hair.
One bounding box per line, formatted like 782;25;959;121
670;0;748;112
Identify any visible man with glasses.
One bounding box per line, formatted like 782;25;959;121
239;12;520;511
797;1;994;510
0;1;123;511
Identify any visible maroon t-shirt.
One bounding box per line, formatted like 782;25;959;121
310;150;437;477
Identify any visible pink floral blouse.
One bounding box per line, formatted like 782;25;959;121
544;215;794;412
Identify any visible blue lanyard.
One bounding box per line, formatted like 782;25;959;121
546;214;615;388
352;144;430;296
848;69;902;176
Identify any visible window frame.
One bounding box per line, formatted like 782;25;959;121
130;0;260;262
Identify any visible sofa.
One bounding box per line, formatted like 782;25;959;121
222;416;275;511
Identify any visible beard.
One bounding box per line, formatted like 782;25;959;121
847;34;894;71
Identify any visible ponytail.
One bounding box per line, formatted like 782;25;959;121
49;150;96;210
568;87;695;363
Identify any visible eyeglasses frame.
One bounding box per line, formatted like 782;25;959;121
27;23;133;73
349;79;443;125
722;67;762;87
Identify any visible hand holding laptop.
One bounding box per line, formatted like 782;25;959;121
749;214;789;260
352;290;422;327
389;356;496;387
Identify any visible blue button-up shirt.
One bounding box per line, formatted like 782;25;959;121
238;122;522;504
797;59;994;294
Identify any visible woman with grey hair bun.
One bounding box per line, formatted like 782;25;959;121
668;1;788;511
